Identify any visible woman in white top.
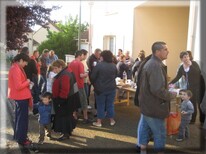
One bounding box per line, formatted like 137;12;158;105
169;51;203;123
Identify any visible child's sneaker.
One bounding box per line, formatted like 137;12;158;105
38;140;44;144
176;138;183;142
47;133;51;138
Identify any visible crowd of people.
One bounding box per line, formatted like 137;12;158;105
7;42;206;154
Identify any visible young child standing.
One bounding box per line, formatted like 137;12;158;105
38;92;53;144
46;65;56;93
176;89;194;141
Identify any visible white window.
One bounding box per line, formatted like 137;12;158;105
103;35;116;54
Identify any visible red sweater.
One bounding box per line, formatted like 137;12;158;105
8;63;32;100
68;60;84;89
52;68;71;99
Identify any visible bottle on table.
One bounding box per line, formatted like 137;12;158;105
123;71;127;83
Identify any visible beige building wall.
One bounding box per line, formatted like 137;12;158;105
133;6;189;79
33;23;60;44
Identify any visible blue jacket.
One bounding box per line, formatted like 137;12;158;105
38;102;52;125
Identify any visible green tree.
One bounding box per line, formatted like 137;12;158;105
37;16;88;59
6;3;59;49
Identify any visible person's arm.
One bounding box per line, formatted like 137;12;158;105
52;77;58;98
183;101;194;114
169;65;183;84
200;100;206;115
90;65;99;84
30;59;38;75
52;73;70;100
80;72;88;78
12;68;30;90
55;54;58;60
87;77;91;85
123;63;129;76
192;61;201;72
50;72;56;79
59;75;70;99
130;57;135;66
149;64;172;101
115;65;118;78
79;62;88;78
86;56;92;71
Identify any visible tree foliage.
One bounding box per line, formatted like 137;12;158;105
6;4;59;49
37;16;88;59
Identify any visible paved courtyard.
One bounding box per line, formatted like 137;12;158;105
0;60;205;154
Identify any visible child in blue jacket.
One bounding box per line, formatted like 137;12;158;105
38;92;52;144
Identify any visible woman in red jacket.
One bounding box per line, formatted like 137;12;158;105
8;53;33;146
52;59;78;140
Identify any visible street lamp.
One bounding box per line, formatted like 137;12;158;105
78;0;81;50
88;0;94;56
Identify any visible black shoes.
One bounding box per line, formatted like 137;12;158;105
38;140;44;144
82;118;93;124
18;139;32;146
57;134;70;141
189;121;195;124
136;145;141;152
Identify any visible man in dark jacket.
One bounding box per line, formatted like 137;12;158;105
137;41;176;154
87;48;101;76
21;47;38;81
86;48;101;110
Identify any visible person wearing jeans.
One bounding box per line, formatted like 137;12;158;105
136;42;176;154
90;50;117;127
8;53;32;146
138;114;166;152
95;90;116;124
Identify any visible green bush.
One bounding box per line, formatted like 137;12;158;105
38;16;88;59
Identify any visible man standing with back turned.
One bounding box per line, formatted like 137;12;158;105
137;41;176;154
